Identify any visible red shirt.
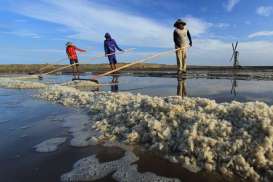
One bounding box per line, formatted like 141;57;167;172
66;45;86;60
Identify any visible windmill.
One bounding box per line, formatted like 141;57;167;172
230;41;241;68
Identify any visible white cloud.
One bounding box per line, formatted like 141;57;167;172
225;0;240;12
0;30;41;39
244;21;251;25
214;23;230;28
188;39;273;66
6;0;273;66
248;31;273;38
11;0;172;47
183;16;212;36
11;0;212;48
14;19;28;23
257;6;273;17
137;39;273;66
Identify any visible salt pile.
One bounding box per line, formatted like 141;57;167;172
112;164;180;182
0;77;47;89
62;114;98;147
61;151;180;182
14;75;40;80
34;137;66;152
40;85;273;181
61;80;98;88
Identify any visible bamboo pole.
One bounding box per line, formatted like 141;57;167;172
40;48;135;76
38;58;67;73
92;47;188;79
81;48;135;63
37;47;94;74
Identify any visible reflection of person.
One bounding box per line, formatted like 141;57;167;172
177;77;187;98
111;75;119;92
66;42;86;79
104;33;123;71
173;19;192;73
231;79;237;96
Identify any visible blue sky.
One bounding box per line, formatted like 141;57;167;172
0;0;273;65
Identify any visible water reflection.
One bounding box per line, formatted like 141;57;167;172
111;75;119;92
230;78;238;96
69;74;273;104
177;76;187;98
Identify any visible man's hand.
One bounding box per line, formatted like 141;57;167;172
189;42;192;47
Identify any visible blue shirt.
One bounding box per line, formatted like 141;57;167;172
104;38;123;54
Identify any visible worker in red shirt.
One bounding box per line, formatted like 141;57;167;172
66;42;86;79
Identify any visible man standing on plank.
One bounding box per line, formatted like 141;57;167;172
173;19;192;73
66;42;86;79
104;33;123;71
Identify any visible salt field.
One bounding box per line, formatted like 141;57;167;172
0;74;273;182
3;0;273;182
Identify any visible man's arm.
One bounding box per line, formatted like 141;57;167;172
173;30;181;47
187;30;192;47
113;40;123;51
75;47;86;52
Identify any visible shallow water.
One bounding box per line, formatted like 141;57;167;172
0;74;272;182
39;74;273;104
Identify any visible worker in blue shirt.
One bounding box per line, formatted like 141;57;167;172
104;33;124;71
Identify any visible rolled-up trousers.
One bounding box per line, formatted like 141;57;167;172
176;48;187;72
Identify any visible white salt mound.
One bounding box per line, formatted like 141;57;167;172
0;77;47;89
40;85;273;181
61;151;180;182
62;114;97;147
34;137;66;152
14;75;40;80
113;165;180;182
61;80;98;88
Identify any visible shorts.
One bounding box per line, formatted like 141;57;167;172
70;59;79;65
108;55;117;64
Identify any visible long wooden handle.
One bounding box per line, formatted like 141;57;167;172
42;63;79;76
41;48;135;76
39;58;67;72
83;48;135;62
92;47;188;79
38;48;93;73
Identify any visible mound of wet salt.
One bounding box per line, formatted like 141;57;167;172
14;75;40;80
0;77;47;89
61;80;98;88
61;151;179;182
34;137;66;152
113;165;180;182
62;114;98;147
40;85;273;181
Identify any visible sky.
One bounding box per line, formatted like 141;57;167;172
0;0;273;65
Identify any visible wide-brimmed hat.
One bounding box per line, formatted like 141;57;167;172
66;42;73;46
174;19;186;27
